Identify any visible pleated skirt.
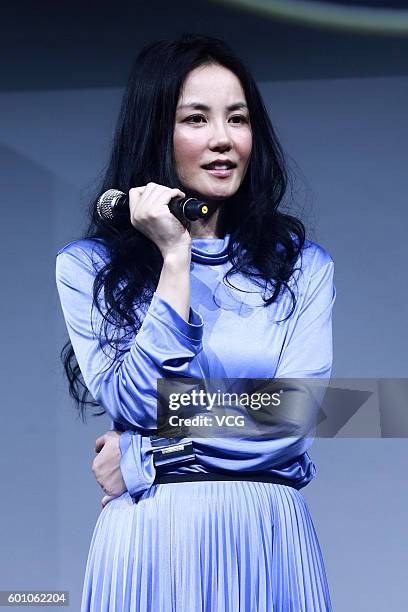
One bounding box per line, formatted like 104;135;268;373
80;481;332;611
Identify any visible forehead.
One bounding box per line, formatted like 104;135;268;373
178;64;245;102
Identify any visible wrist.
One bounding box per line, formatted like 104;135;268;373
162;245;192;267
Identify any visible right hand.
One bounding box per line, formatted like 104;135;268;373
92;430;126;508
129;182;191;258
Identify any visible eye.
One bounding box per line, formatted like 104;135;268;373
184;114;249;124
230;115;248;124
185;114;206;124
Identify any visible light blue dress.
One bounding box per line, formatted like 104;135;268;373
56;233;336;611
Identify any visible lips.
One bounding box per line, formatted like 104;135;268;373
202;161;237;170
204;167;234;178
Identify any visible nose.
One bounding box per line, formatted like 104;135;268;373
208;120;232;151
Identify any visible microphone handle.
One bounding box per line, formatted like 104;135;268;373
168;197;209;223
97;190;209;224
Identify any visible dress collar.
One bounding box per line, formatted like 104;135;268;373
191;233;230;265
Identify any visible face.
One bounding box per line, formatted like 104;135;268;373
173;63;252;201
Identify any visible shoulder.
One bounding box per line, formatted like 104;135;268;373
56;237;108;259
300;239;334;277
56;237;109;266
55;238;109;281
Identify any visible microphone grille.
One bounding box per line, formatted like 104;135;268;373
96;189;126;221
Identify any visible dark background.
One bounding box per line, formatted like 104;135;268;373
3;0;408;90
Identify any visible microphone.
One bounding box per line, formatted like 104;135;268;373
96;189;211;226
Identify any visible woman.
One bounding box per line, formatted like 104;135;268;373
56;33;335;611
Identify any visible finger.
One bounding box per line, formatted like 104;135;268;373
129;186;146;199
95;435;106;453
160;188;186;208
101;495;115;508
106;430;121;438
171;188;186;198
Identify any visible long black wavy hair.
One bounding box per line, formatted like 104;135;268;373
61;32;305;421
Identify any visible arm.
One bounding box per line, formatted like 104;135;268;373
91;429;156;504
55;241;204;432
104;243;336;492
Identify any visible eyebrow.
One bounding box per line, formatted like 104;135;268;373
176;102;249;112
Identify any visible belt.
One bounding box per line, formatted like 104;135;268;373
149;436;300;489
154;471;300;489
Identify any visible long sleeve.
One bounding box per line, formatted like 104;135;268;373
57;238;336;497
55;240;204;432
118;242;336;493
274;245;335;379
118;430;156;498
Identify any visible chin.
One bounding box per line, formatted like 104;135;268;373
189;184;238;202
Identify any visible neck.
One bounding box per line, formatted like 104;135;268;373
189;214;222;239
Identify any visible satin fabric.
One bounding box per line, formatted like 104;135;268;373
80;483;331;611
56;233;336;611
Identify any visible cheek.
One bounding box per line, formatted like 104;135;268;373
241;131;253;159
231;129;252;162
174;130;204;164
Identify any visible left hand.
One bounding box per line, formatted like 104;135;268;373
92;430;127;508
